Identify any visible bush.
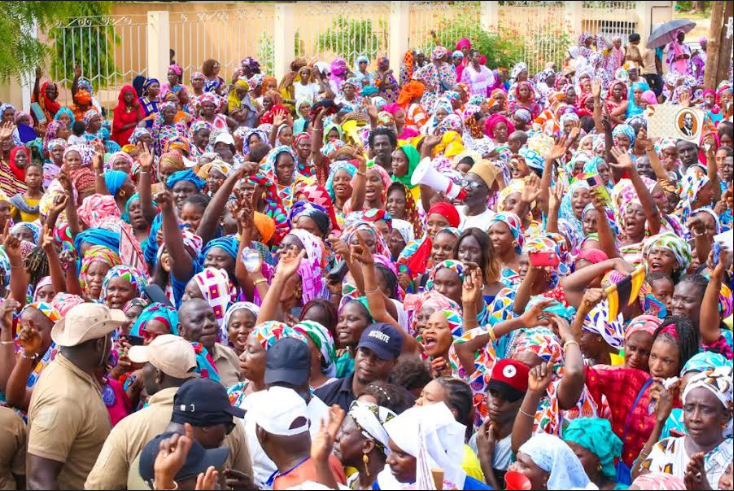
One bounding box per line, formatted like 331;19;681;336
316;16;385;65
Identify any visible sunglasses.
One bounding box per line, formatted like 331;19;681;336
460;179;487;190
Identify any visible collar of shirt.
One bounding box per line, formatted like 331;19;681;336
56;353;103;393
147;386;179;407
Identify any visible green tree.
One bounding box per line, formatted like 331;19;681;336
0;2;81;83
48;2;116;90
316;16;385;65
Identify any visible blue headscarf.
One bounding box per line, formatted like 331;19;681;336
130;303;180;337
143;214;163;265
612;123;636;146
123;193;140;224
104;170;128;196
198;235;239;270
74;228;120;256
166;169;206;191
626;81;650;118
143;78;160;90
559;180;591;238
54;107;75;122
325;161;357;202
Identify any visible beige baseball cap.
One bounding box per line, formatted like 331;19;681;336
51;303;127;347
128;335;198;379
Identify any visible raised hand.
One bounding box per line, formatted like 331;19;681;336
154;192;174;212
331;239;351;262
679;90;691;108
273;112;286;128
527;362;553;394
50;194;69;218
0;121;16;140
275;248;306;280
41;226;56;253
311;405;346;464
18;320;44;358
2;228;22;266
350;234;374;266
138;142;154;171
154;423;194;489
547;134;569;161
521;173;542;204
549;182;565;211
58;172;74;194
547;313;574;344
74;65;82;79
196;467;220;491
519;298;554;328
579;288;605;314
0;299;20;332
609;146;634;170
462;267;484;306
591;78;602;98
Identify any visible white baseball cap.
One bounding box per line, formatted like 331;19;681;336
249;387;309;436
128;335;198;380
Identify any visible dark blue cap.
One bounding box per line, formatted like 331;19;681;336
265;337;310;386
139;431;229;484
172;378;245;426
357;323;403;360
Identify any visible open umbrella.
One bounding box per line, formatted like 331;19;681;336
646;19;697;49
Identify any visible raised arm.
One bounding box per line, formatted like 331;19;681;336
256;249;305;324
157;192;193;282
92;147;109;196
700;255;730;344
511;362;553;454
553;312;586;411
592;79;605;134
539;135;571;214
58;173;82;237
703;134;722;204
3;231;28;307
349;158;368;212
196;164;253;244
41;226;65;296
137;143;159;223
545;182;564;234
610;147;661;235
561;258;631;309
0;300;20;394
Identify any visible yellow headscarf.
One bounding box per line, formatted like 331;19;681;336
227;80;250;113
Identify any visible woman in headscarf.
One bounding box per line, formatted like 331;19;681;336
354;55;374;86
152;101;188;156
509;81;541;119
111;85;144;146
398;80;428;130
227;79;258;128
195;92;229;133
258;90;289;126
140;78;161;127
32;76;61;123
246;173;289;244
223;302;260;357
292;320;337;390
159;64;184;100
627;81;650;119
605;79;629;126
262;145;301;209
638;367;732;485
375;56;399;104
79;246;123;302
101;265;147;310
334;401;397;490
379;402;490;490
412;46;457;113
129;302;180;345
564;418;622;490
624;315;662;372
390;143;420;202
484;114;515;145
488;212;524;287
510;433;591;490
0;133;28;198
666;29;692;76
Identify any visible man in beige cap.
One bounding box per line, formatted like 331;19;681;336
85;334;198;490
26;303;126;490
458;160;498;232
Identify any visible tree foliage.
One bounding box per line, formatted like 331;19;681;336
317;16;385;65
48;2;116;90
0;2;74;83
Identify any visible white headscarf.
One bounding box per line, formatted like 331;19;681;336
391;219;415;246
379;403;467;490
683;366;733;437
518;433;591;490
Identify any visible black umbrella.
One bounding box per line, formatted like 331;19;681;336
646;19;697;49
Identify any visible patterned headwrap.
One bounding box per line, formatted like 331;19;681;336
101;265;147;302
51;293;85;316
78;194;121;228
194;267;235;333
130;303;180;337
682;352;729;377
348;401;397;455
678;167;711;223
519;146;545;171
625;315;663;340
391;219;415;247
79;246;122;293
252;321;307;351
642;232;692;274
683;366;733;437
489;213;525;254
33;277;54;302
129;127;152;145
431;46;448;61
406;290;462;338
11;222;41;245
425;260;466;292
24;302;62;324
630;474;686;491
289;229;328;304
583;301;625;349
522;235;569;287
293;320;337;377
509;327;564;377
612;123;636;146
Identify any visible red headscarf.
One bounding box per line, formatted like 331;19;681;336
8;146;30;181
38;81;61;120
401;202;460;277
484;114;516;140
114;85;141;116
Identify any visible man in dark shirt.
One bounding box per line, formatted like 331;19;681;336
315;323;403;411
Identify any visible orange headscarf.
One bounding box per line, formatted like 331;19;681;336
254;212;276;245
397;81;425;108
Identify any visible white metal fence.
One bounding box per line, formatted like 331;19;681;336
42;1;648;113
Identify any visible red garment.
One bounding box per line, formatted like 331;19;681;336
111;85;143;146
402;202;460;276
8;147;30;181
260;105;289;125
585;366;662;467
32;81;61;123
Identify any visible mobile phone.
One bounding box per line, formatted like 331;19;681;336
713;242;722;266
128;335;145;347
144;285;172;307
529;251;560;268
586;175;610;206
327;260;349;282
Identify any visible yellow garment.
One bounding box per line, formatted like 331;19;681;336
227;80;250;113
10;197;41;223
610;352;625;366
725;316;732;330
462;444;486;483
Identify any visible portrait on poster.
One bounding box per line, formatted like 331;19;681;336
677;109;698;138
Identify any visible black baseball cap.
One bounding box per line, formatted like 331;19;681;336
172;378;245;426
357;323;403;361
139;431;229;484
265;338;310;386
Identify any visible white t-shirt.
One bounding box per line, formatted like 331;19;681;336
294;82;321;103
458;206;496;233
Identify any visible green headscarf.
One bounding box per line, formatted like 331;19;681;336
563;418;622;481
323;123;344;143
391;144;420;189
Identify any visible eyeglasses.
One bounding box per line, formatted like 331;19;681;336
141;329;160;343
460;179;487;190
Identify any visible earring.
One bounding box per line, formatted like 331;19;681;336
262;192;267;200
597;464;602;472
363;453;370;477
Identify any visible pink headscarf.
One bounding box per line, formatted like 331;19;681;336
484;114;516;140
625;315;663;340
456;38;472;51
78;194;121;228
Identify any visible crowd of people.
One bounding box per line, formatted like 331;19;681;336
0;24;732;491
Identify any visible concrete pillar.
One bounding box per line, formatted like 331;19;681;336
566;1;583;39
273;4;295;81
637;1;675;44
389;1;410;65
480;2;499;32
147;11;171;83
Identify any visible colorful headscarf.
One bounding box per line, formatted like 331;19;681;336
630;473;686;491
166;169;206;191
51;293;85;316
489;212;524;254
24;302;62;323
79;246;122;293
406;290;462;338
682;352;729;377
426;260;466;292
642;232;692;274
625;315;663;340
612;123;636;146
522;234;570;286
101;265;147;302
130;303;180;337
391;144;420;189
194;267;235;332
564;418;622;481
289;229;328;304
78;194;121;228
33;277;54;302
11;222;41;245
484;114;515;140
252;321;307;352
293;320;337;377
683;366;733;436
583;301;625;349
348;401;397;455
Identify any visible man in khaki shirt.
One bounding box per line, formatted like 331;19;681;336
126;377;254;490
179;299;242;387
0;407;26;490
85;335;199;490
27;304;127;490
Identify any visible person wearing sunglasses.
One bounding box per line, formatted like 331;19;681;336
458;160;499;232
